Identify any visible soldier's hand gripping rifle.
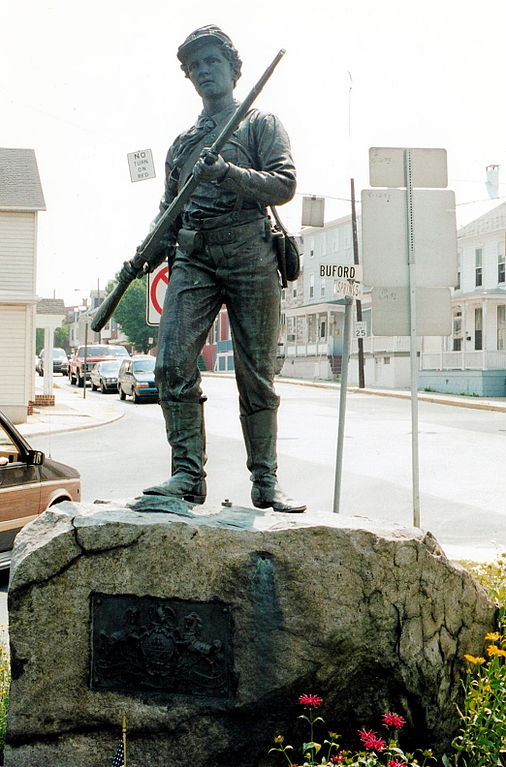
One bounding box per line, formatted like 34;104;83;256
91;49;286;333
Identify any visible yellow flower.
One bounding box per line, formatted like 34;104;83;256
464;654;486;664
485;632;501;641
486;645;501;657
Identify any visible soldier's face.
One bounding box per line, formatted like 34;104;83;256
185;43;235;100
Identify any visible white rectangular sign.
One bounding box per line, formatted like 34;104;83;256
371;287;452;336
354;321;367;338
361;189;457;288
320;263;362;281
369;147;448;188
334;279;362;299
127;149;156;182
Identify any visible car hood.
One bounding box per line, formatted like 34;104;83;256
40;457;80;481
133;372;156;382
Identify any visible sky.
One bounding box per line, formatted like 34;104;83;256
3;0;506;305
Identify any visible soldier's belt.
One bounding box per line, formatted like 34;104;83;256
177;218;268;253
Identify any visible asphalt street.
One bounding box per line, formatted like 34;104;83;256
26;374;506;563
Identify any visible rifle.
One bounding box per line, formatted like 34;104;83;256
91;48;286;333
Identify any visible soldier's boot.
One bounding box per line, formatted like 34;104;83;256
143;401;207;504
240;409;306;513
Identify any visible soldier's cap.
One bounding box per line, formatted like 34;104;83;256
177;25;234;63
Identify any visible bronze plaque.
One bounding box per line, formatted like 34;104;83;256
90;593;234;702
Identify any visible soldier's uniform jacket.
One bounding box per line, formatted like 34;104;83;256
159;101;296;234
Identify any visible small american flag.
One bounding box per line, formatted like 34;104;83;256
112;739;124;767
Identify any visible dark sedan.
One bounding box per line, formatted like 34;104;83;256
90;359;123;393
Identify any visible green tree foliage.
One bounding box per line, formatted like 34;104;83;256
109;275;158;353
35;325;69;354
54;325;70;352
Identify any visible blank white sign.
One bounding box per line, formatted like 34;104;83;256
361;189;457;288
371;287;452;336
369;147;448;188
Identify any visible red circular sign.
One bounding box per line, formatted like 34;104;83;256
149;265;170;317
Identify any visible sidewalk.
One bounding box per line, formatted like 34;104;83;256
18;379;124;439
18;373;506;440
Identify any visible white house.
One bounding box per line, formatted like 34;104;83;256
279;216;416;387
0;148;45;423
279;217;354;381
418;202;506;395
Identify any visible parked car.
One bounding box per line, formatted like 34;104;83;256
36;348;69;376
105;345;130;359
89;359;123;393
117;356;158;402
0;409;81;569
69;344;129;387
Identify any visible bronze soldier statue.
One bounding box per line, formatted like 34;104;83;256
143;25;306;513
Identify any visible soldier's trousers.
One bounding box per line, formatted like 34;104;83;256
155;218;281;417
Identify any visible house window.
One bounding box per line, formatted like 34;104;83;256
498;305;506;350
475;248;483;287
320;320;326;338
320;281;326;297
474;307;483;350
498;242;505;284
309;274;314;299
452;308;462;351
292;287;297;298
456;249;462;289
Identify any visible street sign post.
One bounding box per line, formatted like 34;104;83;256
361;147;457;528
329;262;362;514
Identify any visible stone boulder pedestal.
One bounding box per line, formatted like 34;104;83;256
5;501;496;767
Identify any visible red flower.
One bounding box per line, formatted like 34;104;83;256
365;736;386;752
358;728;378;744
298;694;323;708
330;756;345;763
388;760;406;767
358;729;386;751
382;712;406;730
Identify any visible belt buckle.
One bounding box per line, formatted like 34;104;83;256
212;229;235;245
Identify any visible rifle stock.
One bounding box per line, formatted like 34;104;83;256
91;49;285;333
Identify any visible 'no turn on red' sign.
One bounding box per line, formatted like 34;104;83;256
147;263;170;326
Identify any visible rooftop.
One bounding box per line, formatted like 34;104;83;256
0;148;46;211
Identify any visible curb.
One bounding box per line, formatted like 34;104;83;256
205;372;506;412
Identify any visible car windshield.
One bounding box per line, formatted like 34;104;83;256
80;347;115;357
99;361;122;373
133;358;155;372
107;347;129;357
40;349;67;359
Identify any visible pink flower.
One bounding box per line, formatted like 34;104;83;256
358;729;386;751
382;712;406;730
358;728;378;744
330;756;345;763
298;694;323;708
365;736;386;752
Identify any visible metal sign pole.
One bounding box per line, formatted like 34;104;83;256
404;149;421;527
83;322;88;400
333;295;353;513
350;179;365;388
